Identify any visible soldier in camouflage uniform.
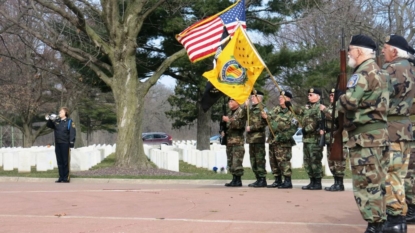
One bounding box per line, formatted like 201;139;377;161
295;88;324;191
320;88;347;192
405;45;415;224
245;90;268;187
222;98;247;187
336;35;390;233
262;90;298;189
381;35;415;233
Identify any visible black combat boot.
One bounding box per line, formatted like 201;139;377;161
231;175;242;187
225;175;236;187
252;177;267;187
267;176;282;188
325;177;345;191
310;178;322;190
248;176;259;187
302;178;315;190
324;177;337;191
407;204;415;224
336;177;344;191
365;222;383;233
278;176;292;189
382;215;406;233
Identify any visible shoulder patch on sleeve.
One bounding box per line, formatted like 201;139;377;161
71;122;76;128
347;74;359;88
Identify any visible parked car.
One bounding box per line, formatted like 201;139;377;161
293;128;303;144
210;135;222;144
142;132;172;146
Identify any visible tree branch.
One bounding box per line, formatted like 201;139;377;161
145;48;186;90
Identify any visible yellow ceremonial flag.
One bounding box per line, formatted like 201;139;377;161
202;25;265;104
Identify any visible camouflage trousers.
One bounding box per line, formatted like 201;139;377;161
404;142;415;205
350;146;388;223
226;145;245;176
385;142;409;216
327;145;347;177
269;143;292;177
303;143;323;178
249;143;267;178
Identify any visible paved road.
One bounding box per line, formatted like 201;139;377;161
0;178;413;233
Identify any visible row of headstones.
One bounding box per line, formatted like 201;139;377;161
157;143;334;176
173;140;196;146
143;145;179;172
0;145;115;173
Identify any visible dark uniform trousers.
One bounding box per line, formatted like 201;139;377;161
55;143;71;181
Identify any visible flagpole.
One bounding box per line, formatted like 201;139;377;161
253;90;276;139
238;25;302;128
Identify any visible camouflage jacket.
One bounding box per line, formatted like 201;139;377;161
246;103;266;144
267;106;297;147
337;58;390;148
383;58;415;142
322;103;337;143
411;99;415;140
226;106;247;146
296;101;321;144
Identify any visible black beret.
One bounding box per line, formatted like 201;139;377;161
349;35;376;50
330;88;335;94
251;89;264;96
308;88;321;95
385;35;409;52
280;90;293;99
407;45;415;55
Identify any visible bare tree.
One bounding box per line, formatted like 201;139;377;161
0;0;186;168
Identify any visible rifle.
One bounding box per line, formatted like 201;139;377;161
329;29;347;161
220;97;228;145
319;92;326;147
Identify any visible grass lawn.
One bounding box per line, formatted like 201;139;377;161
0;153;352;180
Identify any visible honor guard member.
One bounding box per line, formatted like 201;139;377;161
222;97;247;187
46;107;76;183
405;45;415;224
336;34;389;233
381;35;415;233
246;90;268;188
295;88;324;190
262;90;297;189
320;88;347;191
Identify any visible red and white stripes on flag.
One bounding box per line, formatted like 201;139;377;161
176;0;246;63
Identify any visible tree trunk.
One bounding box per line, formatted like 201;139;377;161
112;68;151;169
22;124;35;148
196;104;211;150
71;109;84;148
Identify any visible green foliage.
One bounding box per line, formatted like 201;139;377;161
77;93;117;134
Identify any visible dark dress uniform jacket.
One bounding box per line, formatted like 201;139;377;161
47;118;76;144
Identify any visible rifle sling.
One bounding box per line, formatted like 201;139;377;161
348;122;387;137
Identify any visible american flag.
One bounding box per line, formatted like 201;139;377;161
176;0;246;63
